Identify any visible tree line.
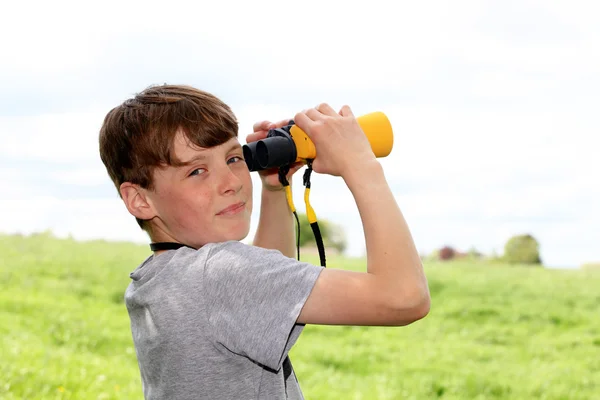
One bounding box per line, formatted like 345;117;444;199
295;214;543;266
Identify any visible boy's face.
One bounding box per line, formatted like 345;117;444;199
146;131;253;248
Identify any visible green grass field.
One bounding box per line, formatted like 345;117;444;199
1;233;599;399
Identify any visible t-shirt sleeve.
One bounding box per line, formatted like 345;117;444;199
202;241;323;371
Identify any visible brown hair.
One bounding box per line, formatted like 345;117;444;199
99;84;238;231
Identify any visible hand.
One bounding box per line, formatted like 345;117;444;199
245;119;305;191
293;103;376;177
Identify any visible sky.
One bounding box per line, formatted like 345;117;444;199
1;0;598;268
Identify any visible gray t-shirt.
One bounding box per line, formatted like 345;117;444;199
124;240;323;399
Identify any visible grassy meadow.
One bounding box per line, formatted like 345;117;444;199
1;232;599;399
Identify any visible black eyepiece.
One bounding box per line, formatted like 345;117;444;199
242;126;297;171
243;142;261;171
256;136;296;169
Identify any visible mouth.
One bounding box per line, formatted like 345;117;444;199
217;201;246;216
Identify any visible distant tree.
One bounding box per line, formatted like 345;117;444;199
296;213;347;254
297;213;317;248
503;234;542;265
467;246;483;259
438;246;456;261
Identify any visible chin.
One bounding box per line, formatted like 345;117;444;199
234;224;252;241
222;220;251;243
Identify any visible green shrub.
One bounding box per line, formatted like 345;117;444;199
503;234;542;265
296;213;347;254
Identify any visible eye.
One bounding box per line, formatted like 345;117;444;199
227;156;243;164
188;168;206;177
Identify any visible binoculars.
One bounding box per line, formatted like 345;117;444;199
243;111;394;172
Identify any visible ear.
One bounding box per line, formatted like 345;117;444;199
120;182;157;221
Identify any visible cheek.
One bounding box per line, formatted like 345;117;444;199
160;187;213;222
242;172;253;199
238;166;252;186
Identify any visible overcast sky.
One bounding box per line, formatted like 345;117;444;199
1;0;598;268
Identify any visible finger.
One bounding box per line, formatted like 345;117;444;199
272;118;294;129
316;103;337;116
305;107;325;121
294;111;316;135
339;105;354;117
252;120;274;132
245;131;268;143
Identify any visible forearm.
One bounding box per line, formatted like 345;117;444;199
344;161;429;300
252;186;296;258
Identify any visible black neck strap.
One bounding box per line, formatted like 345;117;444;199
150;242;194;252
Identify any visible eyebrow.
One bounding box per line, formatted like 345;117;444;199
180;153;208;166
179;142;242;166
226;141;243;153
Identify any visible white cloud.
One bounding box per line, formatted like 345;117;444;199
0;112;105;164
0;0;475;98
0;195;149;243
379;105;599;184
50;168;111;187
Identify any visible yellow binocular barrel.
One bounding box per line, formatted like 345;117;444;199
243;111;394;172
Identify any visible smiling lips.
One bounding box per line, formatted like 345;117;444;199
217;202;245;216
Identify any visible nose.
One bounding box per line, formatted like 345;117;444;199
218;164;243;195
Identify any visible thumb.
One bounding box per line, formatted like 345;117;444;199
339;105;354;117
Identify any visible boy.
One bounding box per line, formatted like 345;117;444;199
99;84;430;399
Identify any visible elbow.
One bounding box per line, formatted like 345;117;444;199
411;292;431;321
390;287;431;326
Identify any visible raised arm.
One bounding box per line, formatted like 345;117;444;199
294;104;430;326
252;186;296;258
